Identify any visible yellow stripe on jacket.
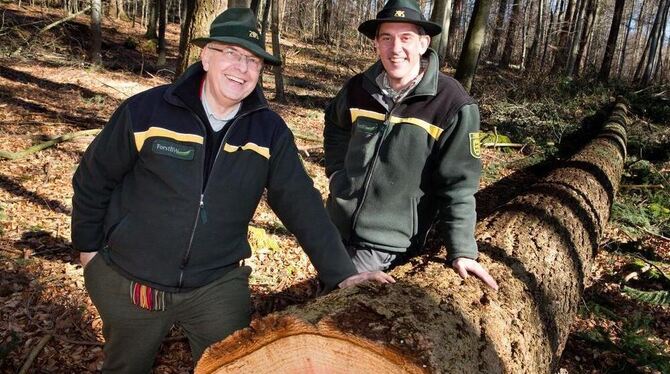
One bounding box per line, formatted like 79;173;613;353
223;142;270;159
349;108;444;140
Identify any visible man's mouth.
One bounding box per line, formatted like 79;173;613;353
225;74;245;84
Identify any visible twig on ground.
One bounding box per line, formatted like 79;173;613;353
0;129;100;160
18;334;53;374
635;225;670;242
620;184;665;190
632;254;670;284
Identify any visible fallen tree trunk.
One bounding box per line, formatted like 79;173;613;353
196;99;630;374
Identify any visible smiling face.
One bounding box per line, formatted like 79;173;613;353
374;22;430;91
200;42;263;113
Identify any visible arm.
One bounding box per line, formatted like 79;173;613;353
72;103;138;260
323;85;352;177
266;128;358;290
432;104;498;291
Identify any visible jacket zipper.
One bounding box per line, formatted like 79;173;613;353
177;107;264;288
348;89;423;236
350;108;394;234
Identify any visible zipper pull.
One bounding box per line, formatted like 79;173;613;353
199;195;208;224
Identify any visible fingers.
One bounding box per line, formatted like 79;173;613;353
338;271;396;288
452;258;499;291
371;271;396;284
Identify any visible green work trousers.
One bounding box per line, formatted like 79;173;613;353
84;253;251;373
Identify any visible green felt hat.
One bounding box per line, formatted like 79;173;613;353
358;0;442;39
191;8;281;66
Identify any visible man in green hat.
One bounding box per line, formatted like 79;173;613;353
324;0;498;290
72;8;393;373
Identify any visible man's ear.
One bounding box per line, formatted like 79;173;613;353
420;36;430;54
200;45;210;71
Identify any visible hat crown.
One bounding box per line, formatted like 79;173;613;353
209;8;258;33
189;7;281;66
377;0;423;17
357;0;441;39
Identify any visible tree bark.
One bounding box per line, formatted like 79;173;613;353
429;0;453;67
455;0;494;92
526;0;544;70
640;0;670;84
156;0;167;66
271;0;285;102
551;0;576;74
195;99;630;373
617;0;634;78
176;0;228;78
499;0;521;68
598;0;626;81
90;0;102;65
447;0;463;62
487;0;509;62
145;0;159;39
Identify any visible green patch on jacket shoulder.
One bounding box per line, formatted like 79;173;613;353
469;133;481;159
152;139;195;160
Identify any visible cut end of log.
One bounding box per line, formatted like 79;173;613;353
195;315;426;374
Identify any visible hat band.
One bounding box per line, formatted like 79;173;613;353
208;24;263;48
376;7;424;21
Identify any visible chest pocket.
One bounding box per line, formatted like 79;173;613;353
345;117;385;178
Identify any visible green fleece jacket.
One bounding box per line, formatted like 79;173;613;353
324;49;481;261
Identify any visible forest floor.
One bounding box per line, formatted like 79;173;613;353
0;3;669;373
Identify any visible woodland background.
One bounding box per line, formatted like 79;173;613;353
0;0;668;372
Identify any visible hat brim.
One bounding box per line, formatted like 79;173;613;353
358;19;442;39
191;36;282;66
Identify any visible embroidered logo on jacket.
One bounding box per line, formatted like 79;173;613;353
469;132;481;159
152;139;195;160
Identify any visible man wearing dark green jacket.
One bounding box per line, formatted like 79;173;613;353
72;9;392;373
324;0;497;290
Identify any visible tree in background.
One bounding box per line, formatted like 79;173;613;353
430;0;453;67
90;0;102;65
599;0;626;81
176;0;228;77
487;0;509;61
455;0;493;92
271;0;285;102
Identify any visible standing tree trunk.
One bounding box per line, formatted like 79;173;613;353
635;0;670;84
271;0;285;102
541;0;561;70
487;0;509;62
565;0;587;76
145;0;159;39
157;0;167;66
90;0;102;66
617;0;634;79
447;0;463;62
598;0;626;81
319;0;332;42
499;0;521;68
455;0;494;92
526;0;544;70
527;0;544;71
430;0;454;67
575;0;598;76
551;0;577;74
176;0;228;78
640;0;670;84
196;99;630;374
109;0;128;19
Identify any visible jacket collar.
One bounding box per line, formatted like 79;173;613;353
363;47;439;99
164;61;269;116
